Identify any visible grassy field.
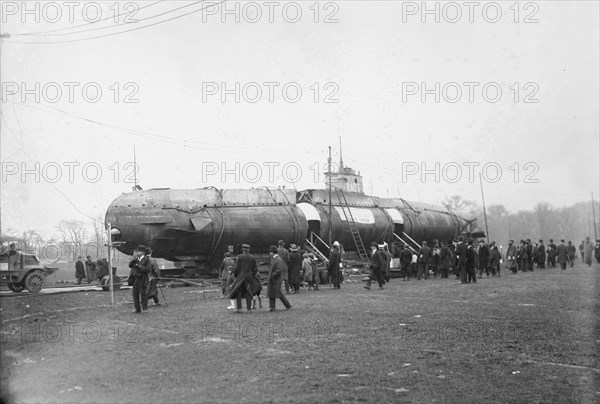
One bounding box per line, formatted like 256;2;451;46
1;263;599;404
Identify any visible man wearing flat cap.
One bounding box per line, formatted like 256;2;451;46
228;244;262;313
556;240;568;270
365;242;385;290
128;245;151;313
277;240;291;294
547;239;557;268
417;241;431;280
506;240;517;274
145;247;161;306
327;242;341;289
267;245;292;311
537;240;546;269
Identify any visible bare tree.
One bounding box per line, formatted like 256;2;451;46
442;195;481;218
90;216;106;258
21;230;43;252
57;220;89;261
534;202;554;240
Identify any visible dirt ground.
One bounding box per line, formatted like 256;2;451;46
1;263;599;404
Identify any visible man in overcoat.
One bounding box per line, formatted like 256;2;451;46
556;240;568;270
267;245;292;311
228;244;262;312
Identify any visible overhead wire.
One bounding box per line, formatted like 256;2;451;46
14;0;165;36
16;1;207;37
5;0;225;44
2;107;104;227
7;100;324;155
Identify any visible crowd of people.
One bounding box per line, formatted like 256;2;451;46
72;235;600;314
74;255;110;284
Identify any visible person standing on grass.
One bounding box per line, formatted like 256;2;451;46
438;241;452;279
490;243;502;276
129;245;151;314
327;242;342;289
556;240;568;270
75;256;85;284
267;245;292;311
145;247;161;306
506;240;517;274
85;255;96;284
567;241;577;267
288;244;302;293
364;242;385;290
277;240;291;294
417;241;431;280
229;244;262;313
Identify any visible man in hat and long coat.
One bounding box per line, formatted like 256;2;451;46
327;242;342;288
277;240;291;293
288;244;303;293
129;245;151;313
506;240;517;274
364;242;385;290
228;244;262;313
556;240;568;270
267;245;292;311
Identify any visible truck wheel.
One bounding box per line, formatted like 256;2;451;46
24;271;45;293
8;283;24;293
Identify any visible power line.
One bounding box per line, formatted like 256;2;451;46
5;1;224;44
14;1;165;36
17;1;207;37
8;100;323;155
2;107;103;226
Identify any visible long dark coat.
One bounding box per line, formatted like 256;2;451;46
267;254;285;298
75;260;85;279
288;251;303;284
506;244;517;269
556;243;568;264
228;252;262;299
439;246;452;269
277;246;290;281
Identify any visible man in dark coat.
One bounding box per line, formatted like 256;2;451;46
75;256;85;284
466;239;477;283
382;243;392;282
145;247;161;306
327;242;341;289
85;256;96;284
525;239;534;271
456;237;468;283
277;240;291;293
228;244;262;313
518;240;528;272
477;240;490;277
365;242;385;290
567;241;576;267
438;241;452;279
556;240;568;270
267;245;292;311
399;245;413;281
288;244;303;293
490;244;502;276
506;240;517;274
537;240;546;269
547;239;557;268
417;241;431;280
129;245;151;313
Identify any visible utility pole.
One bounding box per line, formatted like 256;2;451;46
592;192;598;240
328;146;332;247
107;223;114;305
479;173;490;243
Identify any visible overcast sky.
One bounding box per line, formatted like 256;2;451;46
1;0;599;239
